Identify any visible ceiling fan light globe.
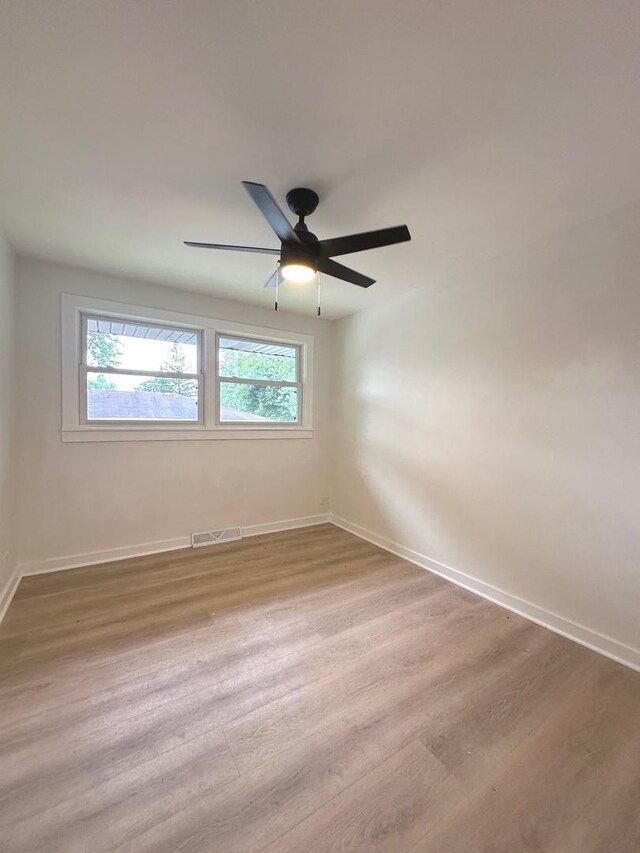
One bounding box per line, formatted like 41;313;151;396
281;263;316;283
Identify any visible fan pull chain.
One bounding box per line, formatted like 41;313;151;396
275;261;279;312
317;272;322;317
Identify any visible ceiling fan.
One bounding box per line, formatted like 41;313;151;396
184;181;411;290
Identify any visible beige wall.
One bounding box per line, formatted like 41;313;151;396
15;256;335;566
334;202;640;653
0;231;18;598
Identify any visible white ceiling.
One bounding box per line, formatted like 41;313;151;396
1;1;639;319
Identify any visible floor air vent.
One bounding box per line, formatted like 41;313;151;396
191;527;242;548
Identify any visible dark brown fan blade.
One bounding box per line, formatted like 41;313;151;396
263;268;280;289
318;225;411;258
317;257;375;288
242;182;301;245
184;241;280;255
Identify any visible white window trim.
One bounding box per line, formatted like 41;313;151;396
61;293;314;442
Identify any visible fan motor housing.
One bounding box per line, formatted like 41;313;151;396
280;239;320;270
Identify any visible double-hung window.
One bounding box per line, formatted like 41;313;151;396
62;294;313;441
217;335;301;425
81;315;203;424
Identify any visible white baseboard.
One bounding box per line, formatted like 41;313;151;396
17;514;331;578
330;514;640;674
242;514;329;538
0;563;21;624
19;536;191;577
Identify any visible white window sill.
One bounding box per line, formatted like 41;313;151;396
61;427;314;443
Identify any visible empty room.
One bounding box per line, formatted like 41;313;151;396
1;2;639;851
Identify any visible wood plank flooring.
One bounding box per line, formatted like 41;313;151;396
1;523;639;852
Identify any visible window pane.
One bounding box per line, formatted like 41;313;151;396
219;381;298;423
218;337;297;382
86;317;198;374
86;372;199;421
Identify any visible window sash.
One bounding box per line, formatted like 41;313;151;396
82;313;203;373
218;376;298;388
82;365;201;380
217;379;302;426
216;333;301;382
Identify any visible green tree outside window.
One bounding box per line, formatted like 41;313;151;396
135;343;197;397
87;331;122;390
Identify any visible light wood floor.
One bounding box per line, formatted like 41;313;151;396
1;524;639;852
